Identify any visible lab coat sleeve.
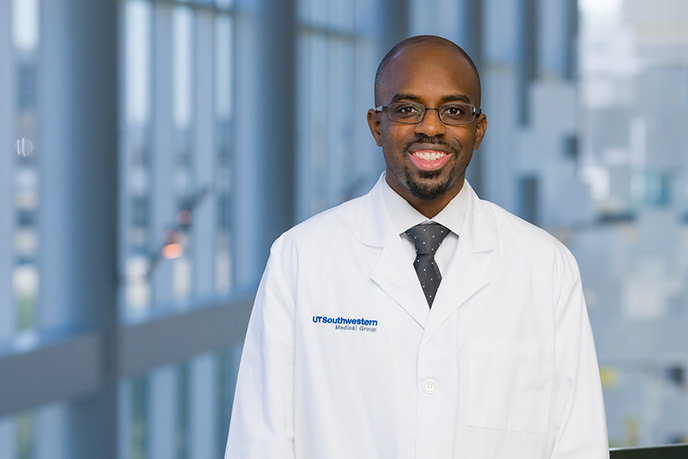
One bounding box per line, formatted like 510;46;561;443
225;235;297;459
550;243;609;458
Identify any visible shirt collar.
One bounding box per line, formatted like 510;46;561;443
380;172;468;236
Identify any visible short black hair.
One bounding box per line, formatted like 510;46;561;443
374;35;481;107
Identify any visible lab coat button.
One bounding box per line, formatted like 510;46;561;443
422;379;438;394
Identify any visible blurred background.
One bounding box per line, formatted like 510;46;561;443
1;0;687;457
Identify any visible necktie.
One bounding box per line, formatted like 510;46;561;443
405;223;450;307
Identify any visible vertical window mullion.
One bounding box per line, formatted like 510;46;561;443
327;38;342;206
171;5;194;302
311;34;328;213
0;420;15;459
295;34;310;222
189;354;218;458
214;12;233;293
147;367;178;459
151;4;175;307
192;9;216;298
117;381;132;459
122;0;154;313
15;0;41;333
1;0;15;341
339;40;356;200
35;405;68;459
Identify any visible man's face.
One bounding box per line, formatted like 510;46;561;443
367;43;487;214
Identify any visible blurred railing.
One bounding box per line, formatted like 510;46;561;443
610;443;688;458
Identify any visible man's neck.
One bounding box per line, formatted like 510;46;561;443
385;177;465;219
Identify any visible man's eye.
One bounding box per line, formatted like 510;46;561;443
444;105;465;117
394;104;420;115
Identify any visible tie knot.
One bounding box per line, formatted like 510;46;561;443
405;223;450;255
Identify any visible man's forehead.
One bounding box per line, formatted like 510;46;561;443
379;43;480;103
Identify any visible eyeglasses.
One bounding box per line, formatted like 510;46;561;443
375;101;481;125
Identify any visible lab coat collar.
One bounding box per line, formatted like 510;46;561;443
360;173;494;251
361;173;496;329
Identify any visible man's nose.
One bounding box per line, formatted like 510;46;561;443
415;108;446;136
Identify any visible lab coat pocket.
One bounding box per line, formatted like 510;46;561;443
467;339;553;433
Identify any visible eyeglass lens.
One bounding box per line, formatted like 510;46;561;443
387;102;477;125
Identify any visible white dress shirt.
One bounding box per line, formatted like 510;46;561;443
380;175;468;274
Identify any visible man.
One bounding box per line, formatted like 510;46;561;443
226;35;608;458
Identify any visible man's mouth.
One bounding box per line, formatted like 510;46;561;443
408;150;451;171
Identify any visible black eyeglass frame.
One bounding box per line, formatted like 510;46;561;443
374;101;483;125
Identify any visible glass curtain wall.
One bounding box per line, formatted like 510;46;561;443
1;0;55;457
120;0;235;317
119;0;239;457
9;0;40;335
577;0;688;447
296;0;379;222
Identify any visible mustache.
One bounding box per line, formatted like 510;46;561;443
404;135;452;151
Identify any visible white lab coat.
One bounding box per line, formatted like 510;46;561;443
226;176;608;459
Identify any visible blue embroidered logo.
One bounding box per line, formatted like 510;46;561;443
312;315;379;332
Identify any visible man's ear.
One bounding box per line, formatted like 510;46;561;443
472;114;487;151
367;109;383;147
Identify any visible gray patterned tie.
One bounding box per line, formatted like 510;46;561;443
405;223;450;308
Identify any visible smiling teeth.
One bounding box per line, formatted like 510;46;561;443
413;151;446;161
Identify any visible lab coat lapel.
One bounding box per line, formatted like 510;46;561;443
421;184;495;347
371;236;430;327
361;177;429;328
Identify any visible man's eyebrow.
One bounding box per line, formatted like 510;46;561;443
390;93;423;103
442;94;472;104
389;93;473;104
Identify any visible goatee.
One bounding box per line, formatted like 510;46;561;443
405;169;452;201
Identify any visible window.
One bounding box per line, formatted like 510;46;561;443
118;347;241;459
578;0;688;446
5;0;40;334
296;0;380;221
120;0;235;315
119;1;242;456
1;1;247;458
1;1;42;456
